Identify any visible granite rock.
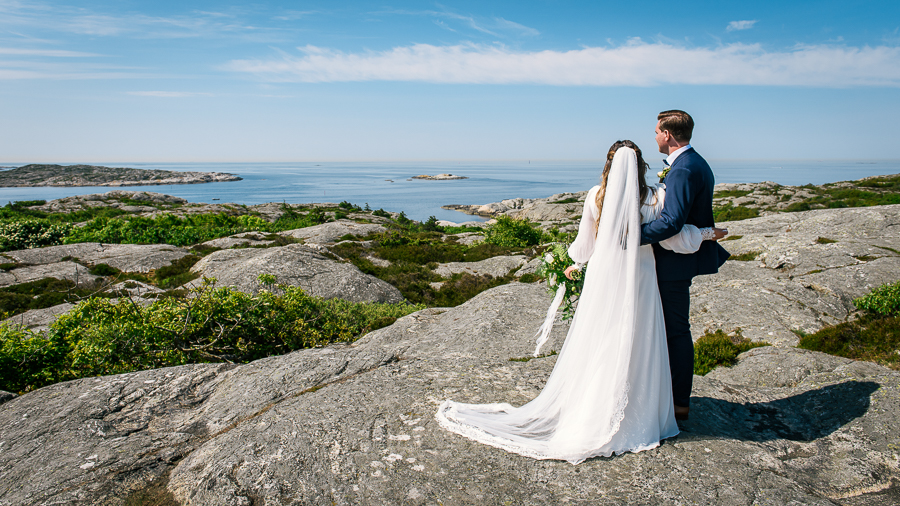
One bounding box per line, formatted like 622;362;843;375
0;261;101;288
0;303;75;333
1;283;897;505
189;243;402;303
690;204;900;345
279;220;387;244
433;255;527;279
3;242;193;274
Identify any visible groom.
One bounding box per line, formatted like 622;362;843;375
640;110;730;420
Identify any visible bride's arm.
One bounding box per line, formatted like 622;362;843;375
654;185;727;253
566;186;601;266
660;224;727;253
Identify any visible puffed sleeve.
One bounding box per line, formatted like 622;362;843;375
659;224;703;253
567;186;601;266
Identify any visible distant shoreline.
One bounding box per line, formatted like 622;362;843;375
0;164;242;188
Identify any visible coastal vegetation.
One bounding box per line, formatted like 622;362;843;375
797;280;900;370
0;277;423;393
711;173;900;222
693;329;769;375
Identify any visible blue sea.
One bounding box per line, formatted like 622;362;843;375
0;159;897;223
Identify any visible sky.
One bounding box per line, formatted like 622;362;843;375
1;0;899;162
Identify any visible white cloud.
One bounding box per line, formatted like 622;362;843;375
727;20;758;32
127;91;212;97
494;17;540;37
224;42;900;87
0;47;101;57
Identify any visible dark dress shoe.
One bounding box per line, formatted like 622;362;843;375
674;405;690;420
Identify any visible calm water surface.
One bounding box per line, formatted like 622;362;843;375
0;159;897;222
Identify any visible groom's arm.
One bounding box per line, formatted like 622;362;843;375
641;168;695;245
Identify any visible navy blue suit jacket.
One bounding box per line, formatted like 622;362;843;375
640;148;730;282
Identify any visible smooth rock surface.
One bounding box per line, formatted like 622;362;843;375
3;242;192;273
690;204;900;345
0;261;101;288
199;232;275;249
1;283;897;505
433;255;527;278
0;390;15;405
1;303;75;333
189;243;402;303
279;220;387;244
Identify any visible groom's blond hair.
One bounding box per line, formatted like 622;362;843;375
657;110;693;143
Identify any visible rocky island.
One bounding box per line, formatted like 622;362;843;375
0;164;242;187
0;174;899;505
412;173;468;180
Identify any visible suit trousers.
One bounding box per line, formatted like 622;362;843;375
658;279;693;407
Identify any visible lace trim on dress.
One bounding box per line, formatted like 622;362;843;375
435;382;633;465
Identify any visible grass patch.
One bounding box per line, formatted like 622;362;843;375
875;245;900;255
714;190;752;198
509;350;558;362
153;255;201;289
854;255;877;262
713;203;760;222
552;197;580;204
694;329;769;375
721;235;743;241
815;237;838;244
797;316;899;370
729;250;760;261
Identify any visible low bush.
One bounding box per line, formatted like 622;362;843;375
0;220;72;252
482;216;542;248
693;329;769;375
853;280;900;318
0;278;424;393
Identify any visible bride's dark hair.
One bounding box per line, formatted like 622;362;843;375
594;140;651;228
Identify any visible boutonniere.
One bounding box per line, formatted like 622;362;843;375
657;167;670;182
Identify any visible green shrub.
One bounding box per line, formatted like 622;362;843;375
154;255;201;289
815;237;837;244
0;280;424;393
89;263;120;276
482;216;542;248
694;329;769;375
797;316;899;370
0;220;72;252
713;204;760;222
854;280;900;317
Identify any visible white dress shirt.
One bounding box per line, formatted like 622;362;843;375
666;144;692;166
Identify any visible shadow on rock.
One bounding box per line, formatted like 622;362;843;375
680;380;879;442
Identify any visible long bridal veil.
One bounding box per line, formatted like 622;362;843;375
436;147;666;464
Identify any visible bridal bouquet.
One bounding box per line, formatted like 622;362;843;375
536;243;585;320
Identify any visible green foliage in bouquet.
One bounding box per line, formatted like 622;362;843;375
537;242;584;320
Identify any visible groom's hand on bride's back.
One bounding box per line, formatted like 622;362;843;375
711;227;728;241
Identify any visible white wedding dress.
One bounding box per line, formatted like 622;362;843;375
436;147;704;464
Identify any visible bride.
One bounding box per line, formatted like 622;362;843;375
436;140;723;464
